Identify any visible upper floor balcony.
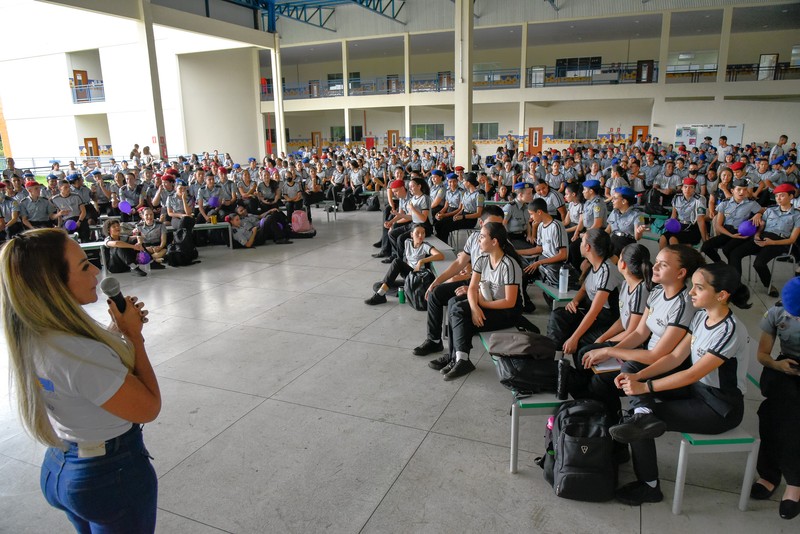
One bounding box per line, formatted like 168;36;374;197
70;81;105;103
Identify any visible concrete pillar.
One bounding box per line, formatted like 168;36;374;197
519;23;527;90
342;40;349;97
137;0;167;159
658;12;671;85
518;101;526;154
453;0;473;169
344;108;351;146
252;48;266;161
270;32;287;156
717;6;733;85
404;105;411;148
404;32;410;95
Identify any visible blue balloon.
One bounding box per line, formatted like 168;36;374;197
64;220;78;232
738;220;757;237
664;219;681;233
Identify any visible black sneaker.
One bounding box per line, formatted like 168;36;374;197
428;354;451;370
371;252;387;258
130;266;147;277
372;241;382;248
750;482;776;500
413;339;444;356
440;363;453;375
364;293;387;305
609;412;667;443
443;359;476;381
768;285;779;297
523;300;536;314
615;480;663;505
381;257;394;264
149;262;166;270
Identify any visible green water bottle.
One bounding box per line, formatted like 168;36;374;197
398;287;406;304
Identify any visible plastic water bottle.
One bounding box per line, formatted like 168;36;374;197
558;264;569;294
398;287;405;304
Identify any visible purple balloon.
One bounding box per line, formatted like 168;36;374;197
664;218;681;233
738;220;758;237
259;217;267;228
208;196;221;209
64;219;78;232
136;251;152;265
118;201;132;214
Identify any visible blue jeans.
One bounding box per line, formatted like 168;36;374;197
40;425;158;533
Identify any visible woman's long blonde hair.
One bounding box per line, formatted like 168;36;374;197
1;229;134;447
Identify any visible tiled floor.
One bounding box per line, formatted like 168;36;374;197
1;209;797;533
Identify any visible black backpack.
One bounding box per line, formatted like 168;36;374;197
488;332;558;395
403;268;434;311
165;219;199;267
537;399;616;502
341;190;357;211
366;194;380;211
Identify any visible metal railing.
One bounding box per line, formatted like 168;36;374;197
71;82;105;103
473;68;521;90
260;76;405;100
410;72;455;93
525;62;658;87
665;67;718;84
726;64;800;82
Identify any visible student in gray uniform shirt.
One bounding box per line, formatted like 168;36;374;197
606;187;645;257
518;198;569;311
51;180;90;242
503;182;534;249
610;263;752;506
433;174;464;242
569;179;606;271
533;180;566;220
752;278;800;520
20;180;57;229
134;207;167;269
365;224;444;305
547;229;622;356
660;178;708;249
0;183;23;240
701;179;764;262
726;183;800;296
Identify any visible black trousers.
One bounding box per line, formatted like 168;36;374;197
447;296;521;359
727;233;788;287
63;217;90;242
627;384;743;482
662;223;701;245
546;304;618;353
284;200;303;221
610;234;636;258
568;234;584;271
378;205;394;256
382;258;413;287
701;232;743;263
388;222;413;259
107;246;137;273
757;363;800;487
426;280;469;341
394;221;432;259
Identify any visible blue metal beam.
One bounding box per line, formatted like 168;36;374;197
348;0;405;24
272;2;337;31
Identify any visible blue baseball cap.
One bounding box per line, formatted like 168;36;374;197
66;173;81;182
233;163;241;169
614;186;636;198
782;277;800;316
784;159;794;169
770;156;786;166
611;158;620;165
583;179;601;188
90;169;101;175
175;179;188;186
431;170;444;177
513;182;533;190
446;173;458;180
22;171;34;178
532;157;540;163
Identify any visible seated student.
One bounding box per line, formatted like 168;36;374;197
582;245;704;419
727;183;800;297
428;170;446;219
572;244;652;397
390;177;432;260
533;179;566;220
302;167;326;223
235;204;293;245
433;173;463;243
118;172;144;223
413;205;505;358
606;187;645;258
257;173;282;212
165;179;195;229
373;173;408;259
547;229;622;356
365;224;444;305
708;166;734;218
562;182;584;239
569;179;606;272
503;182;534;249
281;171;304;220
609;263;751;506
20;180;57;229
0;182;24;241
236;170;259;214
196;173;229;223
437;222;524;380
50;179;90;242
701;178;764;262
604;165;630;201
752;278;800;520
228;211;267;249
449;174;484;232
103;219;147;277
519;198;568;310
660;178;709;249
134;207;167;270
68;174;99;226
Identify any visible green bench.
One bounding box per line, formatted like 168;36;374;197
534;280;577;310
79;241;107;271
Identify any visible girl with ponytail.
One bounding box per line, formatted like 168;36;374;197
609;262;751;505
438;222;523;381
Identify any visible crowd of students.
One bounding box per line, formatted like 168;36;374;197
360;134;798;516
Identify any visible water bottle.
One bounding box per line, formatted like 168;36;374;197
558;264;569;294
479;280;494;301
398;287;406;304
556;359;570;400
494;193;499;201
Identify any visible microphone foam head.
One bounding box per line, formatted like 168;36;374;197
99;277;121;297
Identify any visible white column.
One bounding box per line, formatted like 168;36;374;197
453;0;473;169
717;6;733;85
519;23;527;90
252;48;267;161
344;108;351;146
404;32;410;94
137;0;167;159
518;101;526;155
342;40;349;97
404;105;411;148
658;12;671;85
270;33;287;156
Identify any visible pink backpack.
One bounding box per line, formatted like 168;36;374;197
291;210;314;233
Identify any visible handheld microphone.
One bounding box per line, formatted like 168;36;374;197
99;277;126;313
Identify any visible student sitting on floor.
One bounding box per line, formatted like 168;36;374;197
365;224;443;305
103;219;147;277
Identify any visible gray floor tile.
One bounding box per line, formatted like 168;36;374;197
228;263;348;292
157;400;426;533
155;326;344;397
0;456;73;533
157;285;301;323
362;432;641;534
156;510;230;533
350;302;430;349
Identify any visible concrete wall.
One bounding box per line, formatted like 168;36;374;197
67;49;103;82
179;47;261;160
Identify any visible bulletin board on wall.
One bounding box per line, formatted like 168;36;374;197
674;123;744;148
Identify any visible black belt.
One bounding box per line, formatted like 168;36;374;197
612;231;635;240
